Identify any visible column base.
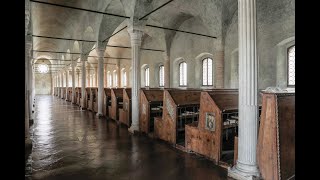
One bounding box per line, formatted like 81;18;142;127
128;125;139;134
228;165;260;180
96;113;103;118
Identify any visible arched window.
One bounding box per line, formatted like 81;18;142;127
179;62;187;86
107;71;112;87
287;45;295;86
202;58;213;86
159;65;164;87
145;67;150;87
113;70;117;87
123;71;127;87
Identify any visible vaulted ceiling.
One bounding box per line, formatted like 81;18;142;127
29;0;236;72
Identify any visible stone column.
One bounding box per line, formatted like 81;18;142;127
71;59;76;103
77;70;80;87
61;72;64;97
128;28;143;133
86;66;90;87
65;70;69;101
104;64;107;87
228;0;260;179
81;55;87;109
57;72;60;87
60;73;63;87
117;61;121;87
163;53;170;88
28;46;34;120
94;67;98;87
25;41;32;139
52;75;55;95
96;48;105;117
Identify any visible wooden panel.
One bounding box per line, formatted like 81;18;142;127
119;109;126;125
92;88;98;113
144;90;163;101
278;95;295;179
121;88;132;126
140;90;149;133
207;93;238;112
257;93;279;180
168;90;201;105
185;123;217;163
154;90;177;144
103;88;111;117
61;87;66;99
86;88;92;110
234;136;238;165
67;87;72;102
140;89;164;134
257;92;295;180
75;87;80;105
111;88;124;120
185;92;222;163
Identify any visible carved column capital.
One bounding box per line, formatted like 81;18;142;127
127;27;143;47
95;48;105;58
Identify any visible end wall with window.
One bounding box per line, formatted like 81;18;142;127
223;0;294;89
169;16;217;88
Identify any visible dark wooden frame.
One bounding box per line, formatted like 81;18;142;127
140;89;164;134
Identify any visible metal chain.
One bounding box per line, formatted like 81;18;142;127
275;95;281;180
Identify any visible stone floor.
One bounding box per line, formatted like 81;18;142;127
27;95;230;180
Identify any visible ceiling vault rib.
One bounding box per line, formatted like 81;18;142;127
31;34;96;42
33;50;131;59
146;24;217;39
30;0;130;18
102;26;127;42
139;0;175;20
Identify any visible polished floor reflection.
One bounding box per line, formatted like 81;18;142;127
30;95;229;180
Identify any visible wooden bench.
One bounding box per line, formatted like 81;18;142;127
154;89;201;147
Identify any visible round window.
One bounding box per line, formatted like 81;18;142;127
38;64;49;73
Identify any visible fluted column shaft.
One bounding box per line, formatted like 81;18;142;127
66;70;69;100
117;61;121;87
76;71;80;87
81;56;86;108
71;59;76;103
128;29;143;133
228;0;260;179
96;48;105;116
86;68;90;87
94;67;98;87
104;64;107;87
25;42;32;138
